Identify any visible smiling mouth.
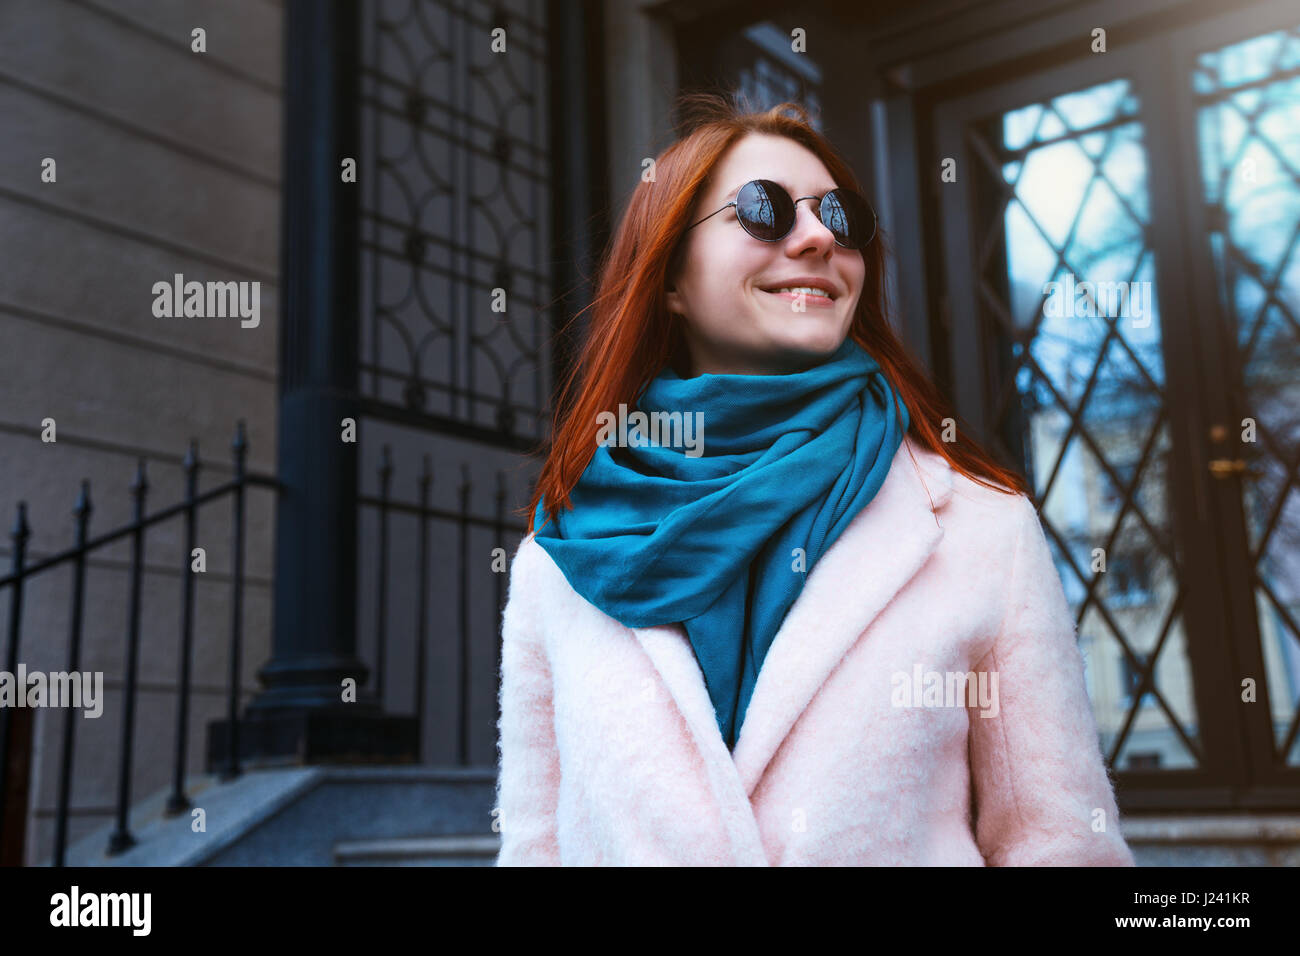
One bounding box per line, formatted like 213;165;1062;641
760;289;837;306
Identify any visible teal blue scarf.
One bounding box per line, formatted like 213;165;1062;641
532;336;910;751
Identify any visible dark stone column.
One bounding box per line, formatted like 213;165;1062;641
547;0;609;397
208;0;416;770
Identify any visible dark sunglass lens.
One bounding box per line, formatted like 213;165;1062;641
822;189;877;248
736;180;794;241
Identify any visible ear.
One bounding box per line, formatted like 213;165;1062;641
665;286;683;315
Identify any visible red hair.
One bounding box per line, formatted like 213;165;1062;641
524;91;1028;533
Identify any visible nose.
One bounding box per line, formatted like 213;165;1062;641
785;198;835;255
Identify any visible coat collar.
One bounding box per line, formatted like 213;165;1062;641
632;436;957;805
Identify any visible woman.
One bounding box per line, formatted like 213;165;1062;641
494;92;1136;867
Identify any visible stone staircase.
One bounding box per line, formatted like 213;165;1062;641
50;765;501;867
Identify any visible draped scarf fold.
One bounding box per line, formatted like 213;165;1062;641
533;336;910;750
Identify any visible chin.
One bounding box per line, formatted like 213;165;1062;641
772;325;845;357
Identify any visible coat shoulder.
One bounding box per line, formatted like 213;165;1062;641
507;531;548;600
505;530;575;622
906;443;1039;574
905;439;1034;525
501;531;550;639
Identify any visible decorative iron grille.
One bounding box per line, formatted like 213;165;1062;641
733;21;823;127
358;0;552;445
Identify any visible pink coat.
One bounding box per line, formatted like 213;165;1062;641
494;436;1137;866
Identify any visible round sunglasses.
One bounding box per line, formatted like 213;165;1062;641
685;179;878;249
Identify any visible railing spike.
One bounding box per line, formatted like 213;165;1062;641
130;458;148;495
11;501;30;540
73;480;92;519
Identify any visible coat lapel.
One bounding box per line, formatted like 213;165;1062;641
631;621;768;862
633;437;957;807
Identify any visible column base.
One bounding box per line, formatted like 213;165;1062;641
206;709;419;772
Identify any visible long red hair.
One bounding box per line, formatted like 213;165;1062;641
524;92;1027;533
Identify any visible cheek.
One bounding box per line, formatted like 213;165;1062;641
696;245;763;302
848;260;868;300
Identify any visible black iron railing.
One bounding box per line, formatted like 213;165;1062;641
359;446;530;766
0;420;536;866
0;421;277;866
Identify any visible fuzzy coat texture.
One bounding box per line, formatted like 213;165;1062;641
494;435;1137;866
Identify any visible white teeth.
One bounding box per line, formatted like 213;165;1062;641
770;286;831;298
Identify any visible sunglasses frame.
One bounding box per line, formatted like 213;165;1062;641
685;179;878;249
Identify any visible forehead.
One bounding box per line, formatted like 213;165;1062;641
706;133;837;202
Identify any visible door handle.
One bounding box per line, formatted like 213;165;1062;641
1208;458;1258;479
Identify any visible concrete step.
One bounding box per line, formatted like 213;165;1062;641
1125;814;1300;866
51;765;499;866
333;834;500;866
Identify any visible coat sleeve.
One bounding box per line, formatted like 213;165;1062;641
494;539;563;866
969;495;1137;866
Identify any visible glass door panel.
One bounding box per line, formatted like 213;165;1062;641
1193;24;1300;766
966;77;1203;770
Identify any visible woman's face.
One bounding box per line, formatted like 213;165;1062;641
665;132;865;377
